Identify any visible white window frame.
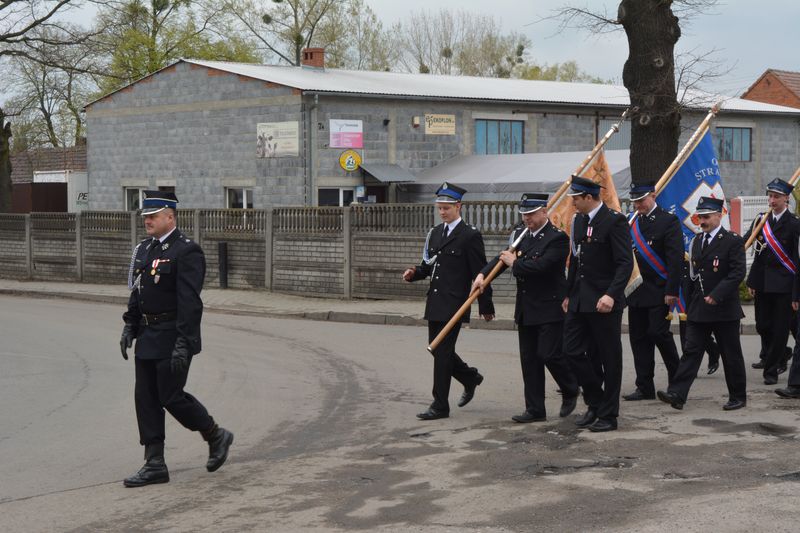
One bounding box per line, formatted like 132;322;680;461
124;187;145;211
225;187;254;209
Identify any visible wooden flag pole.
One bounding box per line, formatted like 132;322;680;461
653;103;721;195
427;229;529;354
548;107;633;210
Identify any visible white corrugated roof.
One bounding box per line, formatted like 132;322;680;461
186;59;800;115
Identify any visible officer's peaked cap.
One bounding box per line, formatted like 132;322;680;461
629;182;656;201
519;193;548;214
567;175;603;196
766;178;794;196
694;196;724;215
141;190;179;215
435;182;466;203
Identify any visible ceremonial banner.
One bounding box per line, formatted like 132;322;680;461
549;149;620;235
656;130;729;251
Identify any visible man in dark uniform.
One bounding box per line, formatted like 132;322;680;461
657;197;747;411
403;182;495;420
623;183;683;401
472;193;579;422
562;176;633;432
742;178;800;385
120;191;233;487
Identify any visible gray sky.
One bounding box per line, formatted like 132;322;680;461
366;0;799;96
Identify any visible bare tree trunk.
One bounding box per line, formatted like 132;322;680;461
619;0;681;184
0;108;12;213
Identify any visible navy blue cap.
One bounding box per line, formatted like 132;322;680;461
519;193;548;214
766;178;794;196
567;175;603;196
629;183;656;201
435;182;466;203
141;190;178;215
694;196;724;215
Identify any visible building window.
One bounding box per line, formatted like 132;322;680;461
125;188;145;211
716;127;751;162
318;188;355;206
226;188;254;208
474;119;524;155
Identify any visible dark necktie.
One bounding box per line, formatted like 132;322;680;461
702;233;711;250
773;215;778;225
443;225;449;238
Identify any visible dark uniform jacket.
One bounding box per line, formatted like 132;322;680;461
482;221;568;326
566;204;633;313
412;220;494;322
743;211;800;294
123;228;206;359
626;205;685;308
687;227;745;323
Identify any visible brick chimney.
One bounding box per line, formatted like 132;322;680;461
301;48;325;69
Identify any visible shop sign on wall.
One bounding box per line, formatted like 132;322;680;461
256;121;299;158
424;114;456;135
330;119;363;148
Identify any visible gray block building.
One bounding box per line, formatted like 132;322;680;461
84;49;800;210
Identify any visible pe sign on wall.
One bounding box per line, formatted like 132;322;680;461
424;114;456;135
257;121;299;158
330;119;363;148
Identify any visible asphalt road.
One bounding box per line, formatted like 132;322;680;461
2;295;800;532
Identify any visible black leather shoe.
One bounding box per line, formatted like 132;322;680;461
575;409;597;427
764;376;778;385
722;399;746;411
417;408;449;420
622;389;655;401
752;360;765;369
511;411;546;423
707;362;719;375
777;363;788;375
203;425;234;473
124;444;169;487
457;373;484;408
657;390;684;410
588;419;617;432
775;386;800;399
559;396;578;417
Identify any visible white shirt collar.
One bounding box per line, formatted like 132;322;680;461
157;226;177;243
445;218;462;233
646;204;658;217
587;202;603;222
705;224;722;241
772;208;788;221
530;220;549;238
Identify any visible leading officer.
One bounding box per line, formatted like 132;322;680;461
623;183;683;401
562;176;633;432
120;191;233;487
403;182;495;420
657;197;747;411
742;178;800;385
473;193;579;423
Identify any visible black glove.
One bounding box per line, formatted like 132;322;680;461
120;324;136;360
170;337;190;375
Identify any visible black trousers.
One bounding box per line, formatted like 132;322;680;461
669;320;747;403
628;304;680;396
428;321;481;412
679;320;720;366
518;322;579;417
563;310;623;422
754;292;794;380
135;356;214;446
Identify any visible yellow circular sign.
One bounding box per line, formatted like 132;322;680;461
339;150;362;172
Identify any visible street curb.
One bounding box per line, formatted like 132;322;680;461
0;288;759;334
